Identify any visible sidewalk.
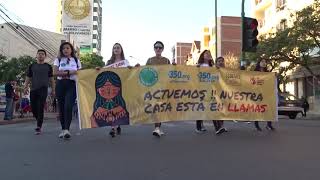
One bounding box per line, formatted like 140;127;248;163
0;112;58;125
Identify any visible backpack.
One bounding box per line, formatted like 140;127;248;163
58;57;79;68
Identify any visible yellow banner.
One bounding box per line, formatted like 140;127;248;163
77;65;277;129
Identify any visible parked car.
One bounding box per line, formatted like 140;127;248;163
278;93;304;119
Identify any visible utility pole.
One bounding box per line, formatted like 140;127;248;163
215;0;218;60
241;0;245;69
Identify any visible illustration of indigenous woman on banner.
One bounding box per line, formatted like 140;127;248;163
90;71;129;127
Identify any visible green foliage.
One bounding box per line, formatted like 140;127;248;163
0;55;35;84
249;0;320;87
80;53;104;69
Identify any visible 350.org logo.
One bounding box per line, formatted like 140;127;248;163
168;70;190;83
198;72;219;83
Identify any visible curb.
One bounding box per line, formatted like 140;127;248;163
0;118;35;125
0;116;58;126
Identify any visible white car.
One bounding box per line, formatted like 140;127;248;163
278;93;304;119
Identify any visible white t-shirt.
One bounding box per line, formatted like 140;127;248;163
53;57;82;80
200;63;210;67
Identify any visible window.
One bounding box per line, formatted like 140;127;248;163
93;43;97;48
93;34;97;39
277;19;287;31
93;16;98;21
255;0;263;5
277;0;286;10
93;7;98;12
93;25;98;30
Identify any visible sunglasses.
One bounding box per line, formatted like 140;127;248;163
154;46;163;50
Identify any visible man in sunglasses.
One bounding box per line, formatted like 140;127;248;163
146;41;174;137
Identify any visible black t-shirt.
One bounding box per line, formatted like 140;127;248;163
27;63;53;91
5;82;14;98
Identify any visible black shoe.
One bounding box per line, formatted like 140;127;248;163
216;128;226;135
64;130;71;139
256;127;262;131
109;129;116;138
34;127;41;135
152;128;161;137
266;125;275;131
116;127;121;135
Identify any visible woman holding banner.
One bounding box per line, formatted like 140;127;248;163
146;41;175;137
254;59;275;131
96;43;138;138
214;56;227;135
195;51;226;135
195;50;213;133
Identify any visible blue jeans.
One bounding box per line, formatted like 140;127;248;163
4;98;13;120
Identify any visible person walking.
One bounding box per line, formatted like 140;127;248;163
254;59;275;131
214;56;227;135
3;80;16;120
24;49;55;135
195;50;213;133
99;43;136;137
146;41;176;137
53;42;81;139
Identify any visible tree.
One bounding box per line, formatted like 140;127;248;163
80;53;104;69
248;0;320;88
0;55;35;84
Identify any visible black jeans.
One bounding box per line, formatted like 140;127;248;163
30;87;48;128
155;123;161;128
56;80;76;130
212;120;221;131
196;120;203;130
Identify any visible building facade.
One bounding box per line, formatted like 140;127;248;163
175;42;192;65
0;23;65;62
56;0;102;55
187;16;242;69
252;0;319;111
252;0;314;34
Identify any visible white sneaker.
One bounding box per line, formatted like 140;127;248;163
64;130;71;139
152;128;161;137
159;129;165;136
58;130;65;138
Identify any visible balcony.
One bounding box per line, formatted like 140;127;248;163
258;19;265;29
254;0;272;12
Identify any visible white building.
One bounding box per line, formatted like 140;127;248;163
0;23;65;62
252;0;320;112
57;0;102;55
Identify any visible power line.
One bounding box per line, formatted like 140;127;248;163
0;4;61;59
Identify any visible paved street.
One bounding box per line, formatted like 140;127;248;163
0;117;320;180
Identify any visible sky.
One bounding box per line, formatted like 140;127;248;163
0;0;252;65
